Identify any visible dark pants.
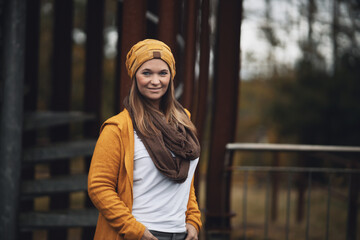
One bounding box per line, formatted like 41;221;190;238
150;230;187;240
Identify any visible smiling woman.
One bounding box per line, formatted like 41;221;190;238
88;39;202;240
135;59;171;109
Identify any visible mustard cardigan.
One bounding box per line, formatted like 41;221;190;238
88;109;202;240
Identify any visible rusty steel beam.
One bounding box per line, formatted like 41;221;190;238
193;0;210;195
117;0;147;111
158;0;178;54
0;0;26;239
194;0;210;142
181;0;198;110
205;0;243;230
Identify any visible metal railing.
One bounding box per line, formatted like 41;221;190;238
223;143;360;240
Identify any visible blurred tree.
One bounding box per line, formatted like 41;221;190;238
270;0;360;146
266;0;360;223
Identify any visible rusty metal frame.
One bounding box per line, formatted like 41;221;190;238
205;0;243;231
181;0;199;110
117;0;147;110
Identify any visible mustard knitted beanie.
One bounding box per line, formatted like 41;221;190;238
125;39;176;80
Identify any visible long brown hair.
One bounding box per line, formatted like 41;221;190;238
127;77;197;137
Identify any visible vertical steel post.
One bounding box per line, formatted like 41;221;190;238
49;1;74;239
117;0;147;111
193;0;210;194
20;1;40;239
306;172;312;240
158;0;178;55
51;0;73;112
271;151;279;221
83;2;105;238
84;0;104;135
285;172;292;240
264;172;271;239
181;0;198;110
346;173;358;240
194;0;210;138
0;0;26;239
242;171;248;240
205;0;242;230
325;174;332;240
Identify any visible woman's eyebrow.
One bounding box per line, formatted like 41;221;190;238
141;68;169;72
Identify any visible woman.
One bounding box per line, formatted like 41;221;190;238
88;39;202;240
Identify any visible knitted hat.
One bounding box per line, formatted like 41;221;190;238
125;39;176;80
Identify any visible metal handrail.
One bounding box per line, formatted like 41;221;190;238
222;142;360;240
226;143;360;153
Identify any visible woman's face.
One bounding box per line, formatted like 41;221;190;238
135;59;171;108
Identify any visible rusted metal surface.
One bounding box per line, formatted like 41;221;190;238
193;0;210;196
0;0;26;239
194;0;210;141
181;0;198;110
158;0;178;56
117;0;147;111
205;0;243;230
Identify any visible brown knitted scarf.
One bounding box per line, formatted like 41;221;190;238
124;99;200;183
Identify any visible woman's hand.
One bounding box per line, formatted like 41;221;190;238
141;229;158;240
185;223;198;240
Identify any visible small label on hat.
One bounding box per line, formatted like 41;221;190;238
153;51;161;59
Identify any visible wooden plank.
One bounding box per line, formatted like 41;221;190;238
24;111;96;131
23;139;97;163
19;209;98;229
21;174;87;199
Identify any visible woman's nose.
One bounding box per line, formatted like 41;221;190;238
150;75;161;85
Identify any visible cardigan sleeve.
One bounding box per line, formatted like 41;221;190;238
88;124;146;240
184;108;202;231
185;176;202;232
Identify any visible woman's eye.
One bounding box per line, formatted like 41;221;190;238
160;71;168;76
142;71;151;76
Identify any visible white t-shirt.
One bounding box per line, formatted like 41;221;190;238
132;131;199;233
